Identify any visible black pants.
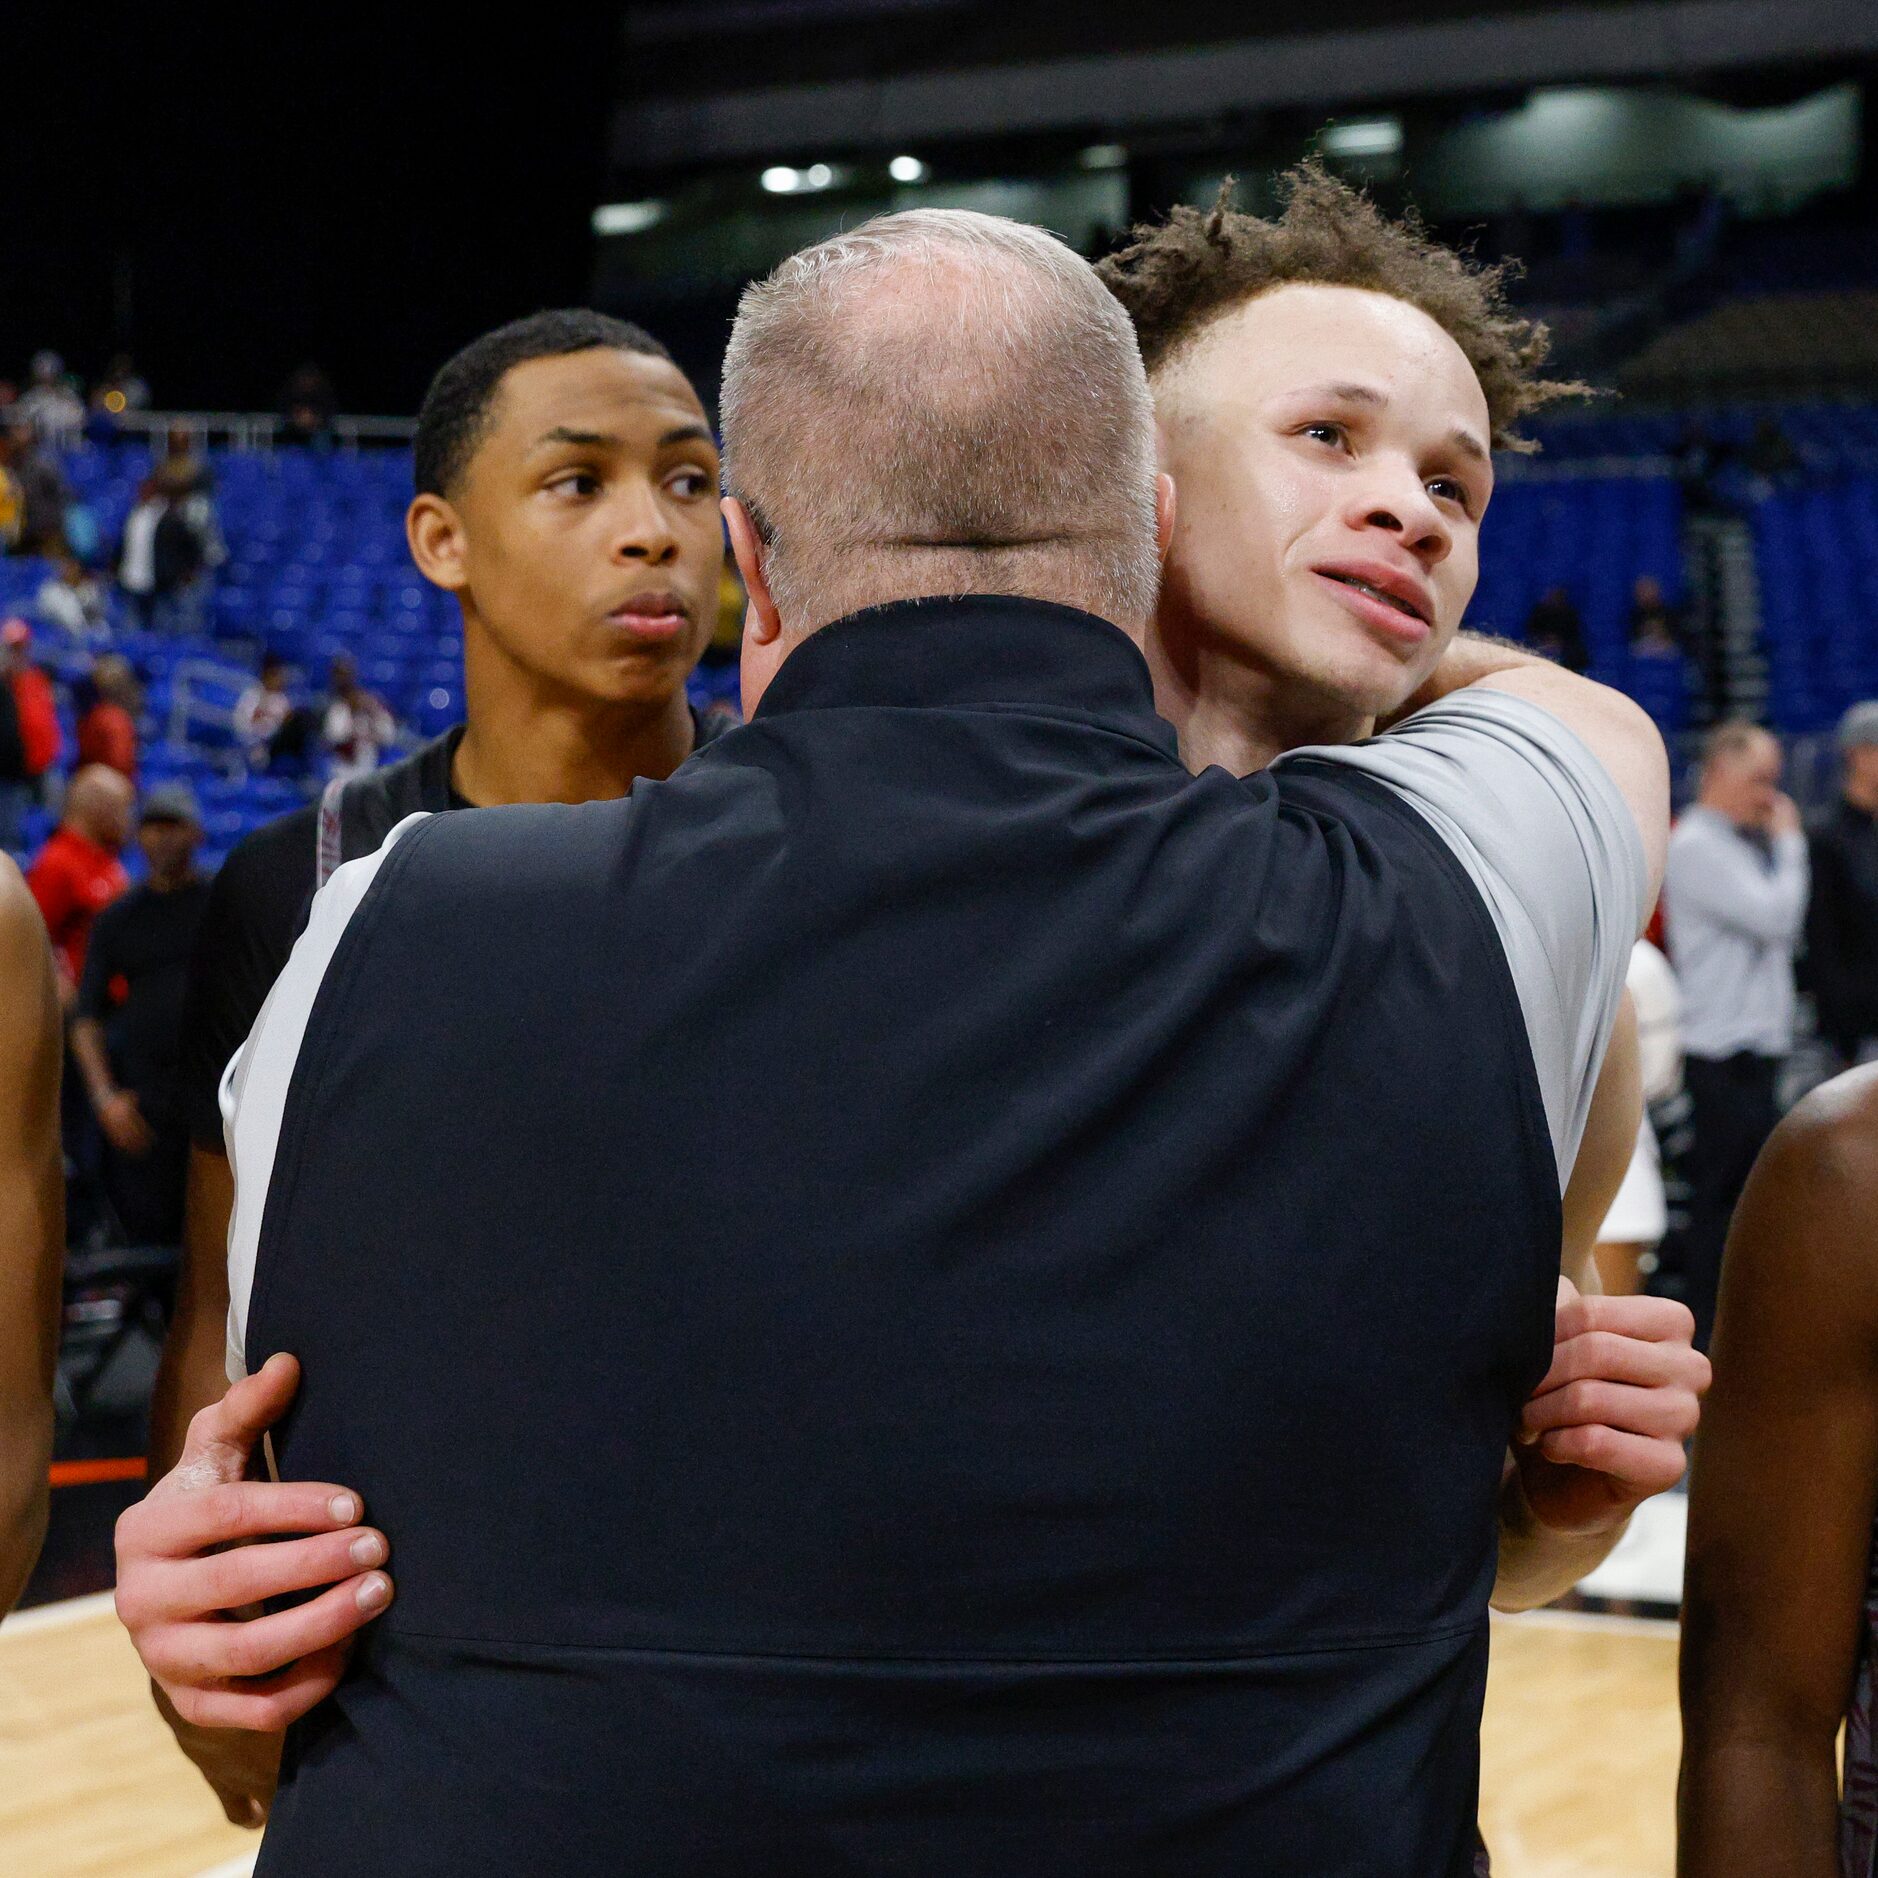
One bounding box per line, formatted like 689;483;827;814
101;1120;189;1247
1678;1051;1781;1352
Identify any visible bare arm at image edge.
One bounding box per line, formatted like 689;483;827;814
0;857;64;1613
1678;1078;1878;1877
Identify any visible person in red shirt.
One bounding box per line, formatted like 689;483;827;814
26;763;133;1002
74;654;141;782
2;619;62;784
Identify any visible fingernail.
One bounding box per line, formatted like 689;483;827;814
356;1573;390;1612
350;1533;386;1568
329;1493;358;1524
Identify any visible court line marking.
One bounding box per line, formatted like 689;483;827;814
1491;1605;1680;1640
0;1589;117;1636
190;1856;258;1878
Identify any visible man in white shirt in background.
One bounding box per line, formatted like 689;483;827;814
1661;721;1808;1351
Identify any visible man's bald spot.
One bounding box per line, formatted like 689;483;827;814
720;207;1162;635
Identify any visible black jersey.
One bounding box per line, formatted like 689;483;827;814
176;710;732;1148
233;600;1643;1877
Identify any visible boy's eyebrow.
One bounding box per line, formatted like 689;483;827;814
1286;382;1490;466
533;426;616;451
1448;425;1490;467
529;423;717;452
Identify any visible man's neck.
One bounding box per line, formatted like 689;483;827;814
147;867;199;894
1145;614;1370;779
450;673;696;809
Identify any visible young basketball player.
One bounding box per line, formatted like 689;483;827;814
136;308;728;1819
1097;168;1709;1600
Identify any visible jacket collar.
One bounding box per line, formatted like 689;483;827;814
752;596;1179;758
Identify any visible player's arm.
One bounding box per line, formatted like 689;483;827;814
149;1147;237;1473
1385;631;1669;904
1677;1081;1878;1877
0;857;64;1612
1490;997;1704;1609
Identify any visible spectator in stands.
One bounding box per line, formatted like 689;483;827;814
1806;700;1878;1066
2;622;62;832
35;542;110;642
69;784;208;1247
321;654;396;780
279;363;336;446
1523;585;1589;673
74;654;141;782
1743;414;1801;491
1661;722;1808;1350
1628;574;1682;654
119;466;214;633
14;351;84;441
25;763;132;1004
0;415;73;554
234;653;317;773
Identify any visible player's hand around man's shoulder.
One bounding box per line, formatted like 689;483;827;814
1514;1277;1709;1535
114;1354;391;1823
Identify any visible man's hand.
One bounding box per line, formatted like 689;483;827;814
95;1086;154;1156
114;1353;392;1822
1766;791;1802;840
1514;1277;1710;1535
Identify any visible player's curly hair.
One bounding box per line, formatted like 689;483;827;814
1096;162;1589;452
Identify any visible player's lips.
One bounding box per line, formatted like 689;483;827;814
1311;560;1434;645
605;589;692;643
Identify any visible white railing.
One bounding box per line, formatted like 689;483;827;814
46;410;417;453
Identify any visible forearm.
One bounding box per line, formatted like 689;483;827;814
149;1149;238;1475
1490;1460;1627;1612
1677;1731;1840;1877
68;1018;117;1108
0;1399;52;1612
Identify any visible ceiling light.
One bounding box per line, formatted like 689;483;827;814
804;163;835;189
1319;118;1403;158
1079;143;1128;170
761;165;801;193
591;200;667;236
889;155;928;184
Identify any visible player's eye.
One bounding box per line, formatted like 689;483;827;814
1299;421;1349;450
666;467;713;499
1428;476;1472;512
548;469;601;498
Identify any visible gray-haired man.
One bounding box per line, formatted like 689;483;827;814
121;212;1665;1875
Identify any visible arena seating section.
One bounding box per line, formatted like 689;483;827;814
5;405;1877;871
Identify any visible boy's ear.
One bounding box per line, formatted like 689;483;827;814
407;493;468;593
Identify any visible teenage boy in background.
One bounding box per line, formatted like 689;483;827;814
143;308;727;1819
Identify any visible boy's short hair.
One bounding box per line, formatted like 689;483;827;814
414;310;674;498
1097;162;1587;452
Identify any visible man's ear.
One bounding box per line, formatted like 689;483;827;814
407;493;468;593
1154;471;1177;565
723;498;782;643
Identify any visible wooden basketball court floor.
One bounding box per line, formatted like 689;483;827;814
1;1598;1680;1877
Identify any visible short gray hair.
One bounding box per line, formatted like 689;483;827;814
720;208;1161;636
1839;699;1878;752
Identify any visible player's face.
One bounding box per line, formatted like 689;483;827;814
1155;283;1493;722
441;349;723;710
